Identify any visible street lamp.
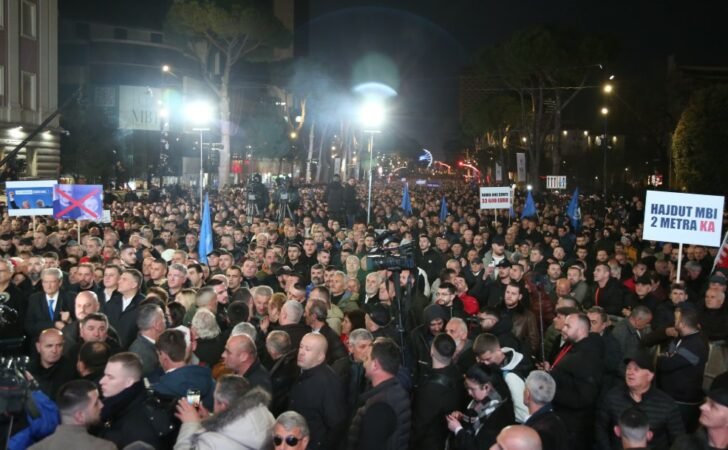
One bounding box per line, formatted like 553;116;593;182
359;98;386;225
601;107;609;198
603;83;613;94
184;100;214;209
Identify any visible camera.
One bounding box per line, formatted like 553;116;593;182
0;293;18;327
0;356;33;415
186;388;201;407
366;243;416;271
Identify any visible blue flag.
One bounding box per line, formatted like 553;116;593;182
521;191;537;219
401;182;412;216
567;187;581;231
439;195;448;222
198;193;213;264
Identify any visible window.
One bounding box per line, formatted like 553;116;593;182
21;1;36;39
75;23;90;39
150;33;163;44
21;71;36;111
113;28;127;40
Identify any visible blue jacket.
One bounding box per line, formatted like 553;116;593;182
152;365;216;410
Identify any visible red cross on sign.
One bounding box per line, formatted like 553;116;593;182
54;186;101;219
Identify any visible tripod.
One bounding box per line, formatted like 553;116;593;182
246;193;260;217
276;192;293;223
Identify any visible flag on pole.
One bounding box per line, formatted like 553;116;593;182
712;232;728;272
566;187;581;231
198;193;213;264
439;195;448;222
521;191;536;219
401;182;412;216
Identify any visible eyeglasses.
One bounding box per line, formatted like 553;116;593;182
274;435;301;446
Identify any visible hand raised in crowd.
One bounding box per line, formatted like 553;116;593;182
445;411;463;432
175;398;210;423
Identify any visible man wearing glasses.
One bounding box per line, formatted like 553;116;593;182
273;411;310;449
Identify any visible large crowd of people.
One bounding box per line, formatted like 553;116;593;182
1;176;728;450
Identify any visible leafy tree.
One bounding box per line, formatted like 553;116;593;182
165;0;289;187
473;26;613;187
672;85;728;194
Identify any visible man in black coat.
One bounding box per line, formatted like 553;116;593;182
343;177;359;228
24;268;75;342
595;351;685;450
523;370;568;450
98;352;167;449
265;330;299;416
324;174;345;224
102;269;145;349
288;333;347;450
656;305;709;432
411;334;465;450
587;263;629;317
27;328;76;398
544;312;604;450
346;337;411;450
304;299;348;366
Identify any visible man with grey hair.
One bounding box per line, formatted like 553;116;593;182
344;329;374;415
166;263;188;298
25;267;73;341
273;411;310;450
174;374;274;450
278;300;311;352
523;370;568;450
128;304;165;381
266;330;298;415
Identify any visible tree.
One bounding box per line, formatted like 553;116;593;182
474;26;613;187
165;0;289;187
672;85;728;194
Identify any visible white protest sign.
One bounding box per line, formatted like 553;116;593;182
480;187;512;210
643;190;724;247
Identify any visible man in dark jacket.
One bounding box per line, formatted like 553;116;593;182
265;330;298;416
545;312;604;450
416;234;444;285
153;329;216;411
102;269;145;349
410;304;448;378
289;333;347;450
656;305;709;432
324;174;345;223
588;263;629;317
596;351;685;449
343;177;359;228
305;299;348;365
24;268;75;342
27;328;77;398
98;352;168;449
411;334;465;450
347;337;411;450
523;370;568;450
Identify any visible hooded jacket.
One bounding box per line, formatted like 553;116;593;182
174;387;275;450
499;348;530;423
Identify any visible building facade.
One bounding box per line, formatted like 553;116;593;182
0;0;60;179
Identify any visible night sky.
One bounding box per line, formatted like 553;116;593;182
61;0;728;158
300;0;728;158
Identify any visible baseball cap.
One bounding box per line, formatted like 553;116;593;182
624;350;654;372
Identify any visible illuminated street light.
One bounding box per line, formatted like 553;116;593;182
162;64;170;73
527;184;533;191
601;107;609;116
184;100;215;209
603;83;613;94
521;136;528;143
359;99;386;131
359;97;386;224
290;131;298;139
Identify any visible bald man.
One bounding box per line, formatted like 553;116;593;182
64;291;121;353
288;333;346;450
222;333;272;394
490;425;542;450
27;328;76;398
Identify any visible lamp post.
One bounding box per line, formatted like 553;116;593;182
184;101;214;209
359;99;385;225
601;107;609;198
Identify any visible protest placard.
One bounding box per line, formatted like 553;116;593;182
643;190;724;247
480;187;512;210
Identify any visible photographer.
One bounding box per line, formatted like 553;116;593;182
248;174;269;215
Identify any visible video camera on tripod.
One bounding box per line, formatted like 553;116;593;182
0;293;18;328
366;243;416;271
